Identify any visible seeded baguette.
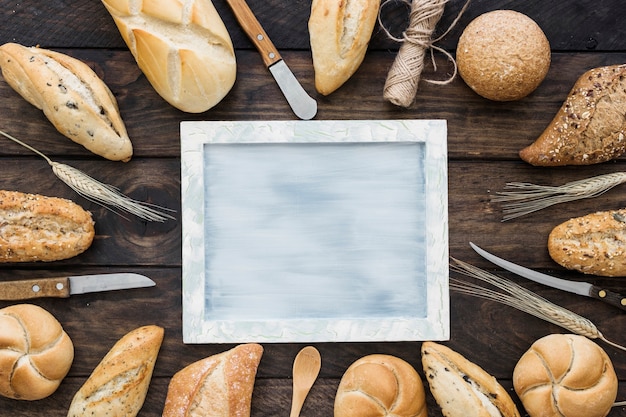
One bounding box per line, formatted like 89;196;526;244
0;43;133;161
0;190;95;262
519;64;626;166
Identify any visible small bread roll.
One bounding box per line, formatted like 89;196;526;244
0;304;74;400
457;10;550;101
162;343;263;417
513;334;618;417
309;0;380;96
0;190;95;263
334;354;427;417
0;42;133;161
100;0;236;113
67;325;164;417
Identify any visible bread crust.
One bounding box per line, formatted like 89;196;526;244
162;343;263;417
101;0;236;113
0;190;95;262
0;43;133;162
520;64;626;165
309;0;380;96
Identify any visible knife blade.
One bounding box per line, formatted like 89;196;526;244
0;273;155;301
224;0;317;120
469;242;626;311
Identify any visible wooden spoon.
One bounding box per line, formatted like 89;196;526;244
289;346;322;417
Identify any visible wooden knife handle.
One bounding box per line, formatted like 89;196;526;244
0;277;71;300
224;0;282;67
589;285;626;311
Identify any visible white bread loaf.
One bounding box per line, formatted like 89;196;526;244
513;334;618;417
421;342;520;417
100;0;236;113
334;354;427;417
67;325;164;417
308;0;380;96
0;43;133;162
0;190;95;262
162;343;263;417
0;304;74;400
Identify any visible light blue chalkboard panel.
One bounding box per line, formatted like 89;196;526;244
181;120;448;343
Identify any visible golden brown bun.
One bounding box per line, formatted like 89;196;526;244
0;43;133;161
101;0;236;113
162;343;263;417
0;190;95;262
513;334;618;417
421;342;520;417
67;325;164;417
308;0;380;96
0;304;74;400
457;10;550;101
334;354;427;417
519;64;626;165
548;208;626;276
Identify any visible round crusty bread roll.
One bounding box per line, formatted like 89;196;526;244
0;304;74;400
457;10;550;101
513;334;618;417
334;354;427;417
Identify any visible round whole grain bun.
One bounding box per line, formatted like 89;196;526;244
513;334;618;417
457;10;551;101
0;304;74;400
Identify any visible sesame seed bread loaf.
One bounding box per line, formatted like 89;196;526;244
548;208;626;276
520;64;626;166
0;190;95;263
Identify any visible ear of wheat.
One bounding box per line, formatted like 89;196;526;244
0;129;175;222
491;172;626;221
449;257;626;352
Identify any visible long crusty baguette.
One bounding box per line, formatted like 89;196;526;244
0;190;94;262
422;342;520;417
162;343;263;417
308;0;380;96
100;0;236;113
0;43;133;162
548;208;626;276
67;325;164;417
519;64;626;166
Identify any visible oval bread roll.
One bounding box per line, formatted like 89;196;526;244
0;42;133;162
334;354;427;417
0;304;74;400
513;334;618;417
100;0;236;113
0;190;95;263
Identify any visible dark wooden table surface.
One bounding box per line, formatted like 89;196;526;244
1;0;626;415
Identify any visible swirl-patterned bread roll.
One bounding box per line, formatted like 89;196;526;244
334;354;427;417
0;304;74;400
513;334;618;417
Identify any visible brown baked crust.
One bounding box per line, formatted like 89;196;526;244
162;343;263;417
334;354;427;417
0;304;74;400
0;190;95;262
520;64;626;165
457;10;550;101
421;341;520;417
513;334;618;417
548;208;626;276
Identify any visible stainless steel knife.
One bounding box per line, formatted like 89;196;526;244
0;273;155;300
469;242;626;311
225;0;317;120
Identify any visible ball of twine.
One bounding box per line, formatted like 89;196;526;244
381;0;470;107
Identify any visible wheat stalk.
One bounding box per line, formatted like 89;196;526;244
0;129;175;222
449;257;626;352
491;172;626;221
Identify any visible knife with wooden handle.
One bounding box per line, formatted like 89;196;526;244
224;0;317;120
0;273;155;300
